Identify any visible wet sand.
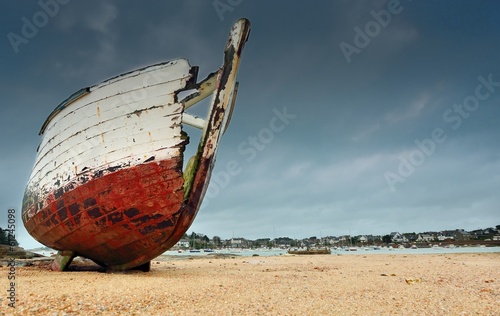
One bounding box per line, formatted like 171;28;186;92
1;253;499;315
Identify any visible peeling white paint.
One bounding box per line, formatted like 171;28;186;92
27;59;195;203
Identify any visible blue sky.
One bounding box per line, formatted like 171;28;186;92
1;1;499;249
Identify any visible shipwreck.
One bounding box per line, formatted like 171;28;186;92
21;19;251;271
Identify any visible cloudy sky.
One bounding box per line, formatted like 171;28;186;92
1;1;499;249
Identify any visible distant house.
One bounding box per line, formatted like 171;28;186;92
470;229;494;240
390;232;407;243
324;236;339;246
175;239;190;248
364;235;382;244
416;234;434;242
437;231;454;241
230;238;247;248
437;235;455;241
255;238;271;247
275;237;294;248
339;235;349;242
453;229;472;241
403;233;418;242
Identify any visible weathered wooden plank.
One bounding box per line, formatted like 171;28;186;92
40;59;193;134
27;62;192;208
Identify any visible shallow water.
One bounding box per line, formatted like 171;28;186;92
163;246;500;257
329;245;500;255
31;245;500;259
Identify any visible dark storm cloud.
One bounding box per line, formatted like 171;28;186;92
1;1;499;248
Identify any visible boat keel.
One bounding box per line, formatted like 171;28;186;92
106;261;151;273
50;250;76;271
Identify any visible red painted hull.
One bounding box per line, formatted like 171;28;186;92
23;158;199;269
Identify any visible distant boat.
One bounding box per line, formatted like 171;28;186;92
288;248;331;255
21;19;251;272
411;245;418;249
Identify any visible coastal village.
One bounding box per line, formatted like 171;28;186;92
1;225;498;253
174;225;500;250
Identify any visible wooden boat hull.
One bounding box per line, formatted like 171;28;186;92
21;19;251;270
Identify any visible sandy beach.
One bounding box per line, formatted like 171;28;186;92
1;252;499;315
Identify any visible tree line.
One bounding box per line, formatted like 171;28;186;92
0;228;19;246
